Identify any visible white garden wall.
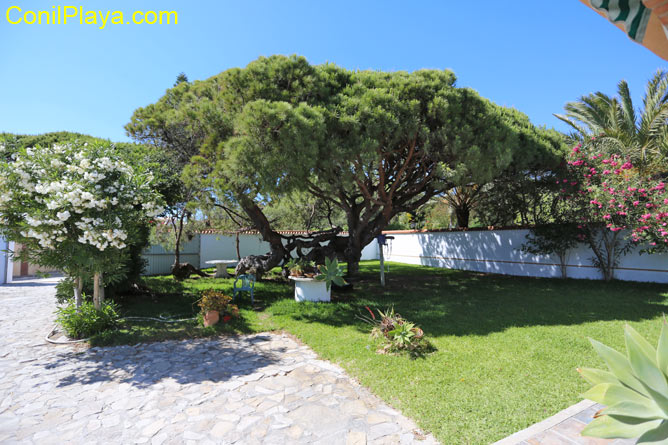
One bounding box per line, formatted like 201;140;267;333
144;232;379;276
142;236;201;276
200;234;271;263
200;233;380;263
378;229;668;283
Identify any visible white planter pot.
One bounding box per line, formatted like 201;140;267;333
289;277;331;302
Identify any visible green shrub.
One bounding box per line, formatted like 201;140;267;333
359;306;433;356
55;277;76;304
56;299;120;339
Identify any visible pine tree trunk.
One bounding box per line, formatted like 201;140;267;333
347;259;360;277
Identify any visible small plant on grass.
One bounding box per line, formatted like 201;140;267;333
315;257;347;290
56;299;120;339
197;289;239;322
359;306;430;355
578;323;668;442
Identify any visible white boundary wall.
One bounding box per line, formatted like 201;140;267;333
379;229;668;283
142;236;201;276
144;233;379;275
200;234;379;264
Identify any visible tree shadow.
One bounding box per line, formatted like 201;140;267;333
46;334;283;389
272;261;668;338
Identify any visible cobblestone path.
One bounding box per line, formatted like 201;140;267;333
0;278;436;445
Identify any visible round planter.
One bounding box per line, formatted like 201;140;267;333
203;310;220;327
289;277;331;302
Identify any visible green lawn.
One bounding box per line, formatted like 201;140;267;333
94;261;668;444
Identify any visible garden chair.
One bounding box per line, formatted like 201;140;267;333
233;274;255;304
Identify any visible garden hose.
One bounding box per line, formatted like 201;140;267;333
121;315;197;323
45;326;90;344
45;314;198;345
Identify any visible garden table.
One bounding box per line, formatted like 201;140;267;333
205;260;238;278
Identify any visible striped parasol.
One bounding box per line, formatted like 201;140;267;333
579;0;668;60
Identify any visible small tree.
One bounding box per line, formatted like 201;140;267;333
0;141;163;309
522;223;580;279
125;74;212;280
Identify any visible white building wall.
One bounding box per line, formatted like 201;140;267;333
381;229;668;283
0;240;13;284
0;238;7;284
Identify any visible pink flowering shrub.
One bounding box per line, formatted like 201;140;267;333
563;138;668;252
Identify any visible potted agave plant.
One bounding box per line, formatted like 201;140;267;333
289;257;346;302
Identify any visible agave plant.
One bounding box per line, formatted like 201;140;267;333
387;322;417;348
357;306;431;355
315;257;347;290
578;323;668;442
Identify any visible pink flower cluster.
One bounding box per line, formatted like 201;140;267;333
563;141;668;250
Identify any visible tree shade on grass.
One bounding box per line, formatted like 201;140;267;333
100;261;668;444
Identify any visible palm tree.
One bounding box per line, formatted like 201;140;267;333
555;70;668;177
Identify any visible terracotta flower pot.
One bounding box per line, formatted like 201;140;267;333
203;310;220;327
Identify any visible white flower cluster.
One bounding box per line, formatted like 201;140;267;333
0;142;163;256
23;213;63;226
75;217;127;250
19;228;61;249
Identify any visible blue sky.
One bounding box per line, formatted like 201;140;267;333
0;1;666;142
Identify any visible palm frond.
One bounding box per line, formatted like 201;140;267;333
554;113;589;138
617;80;637;137
560;72;668;175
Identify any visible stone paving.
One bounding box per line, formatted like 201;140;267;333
0;277;436;445
495;399;636;445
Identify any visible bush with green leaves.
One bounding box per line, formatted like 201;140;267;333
522;223;581;279
359;306;432;356
579;323;668;442
56;299;120;339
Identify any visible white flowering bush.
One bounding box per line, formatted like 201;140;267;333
0;140;163;308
